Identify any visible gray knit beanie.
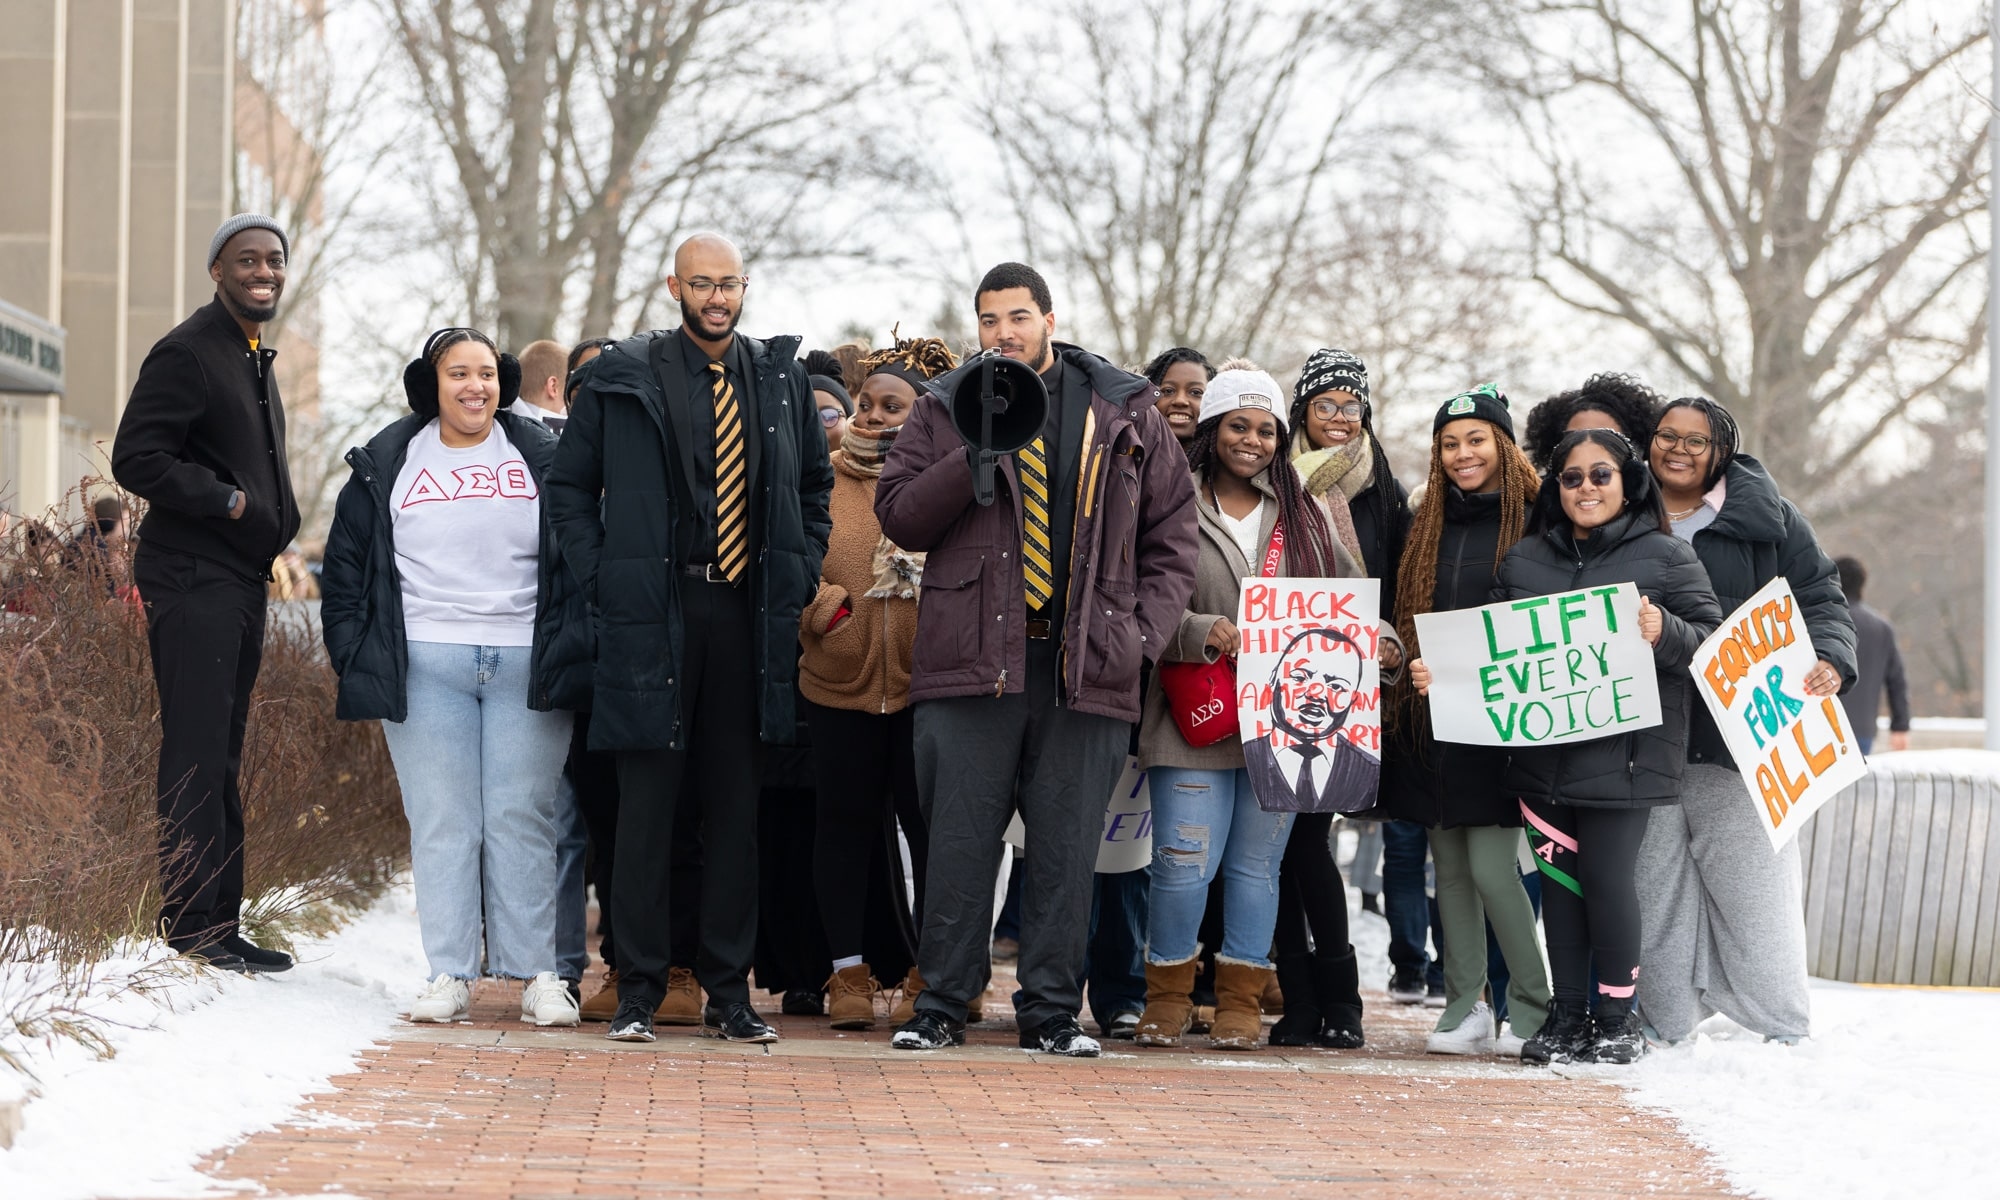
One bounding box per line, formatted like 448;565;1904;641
208;214;290;267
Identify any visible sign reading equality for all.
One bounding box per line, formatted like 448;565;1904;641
1414;581;1661;747
1691;577;1866;848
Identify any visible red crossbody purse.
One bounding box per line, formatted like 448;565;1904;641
1155;519;1284;747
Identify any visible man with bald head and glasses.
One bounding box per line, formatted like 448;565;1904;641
548;233;833;1045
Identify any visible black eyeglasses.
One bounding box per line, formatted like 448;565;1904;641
682;277;746;298
1559;465;1618;490
817;407;845;426
1312;399;1364;420
1652;430;1712;453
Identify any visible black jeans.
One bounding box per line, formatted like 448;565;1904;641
612;578;760;1008
1523;802;1651;1009
911;640;1128;1028
805;701;925;963
134;544;267;952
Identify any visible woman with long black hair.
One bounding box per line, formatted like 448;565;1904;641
1635;397;1855;1046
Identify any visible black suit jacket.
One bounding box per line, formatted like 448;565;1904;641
649;330;762;563
1243;733;1382;814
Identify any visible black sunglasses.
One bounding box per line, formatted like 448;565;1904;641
1559;465;1618;490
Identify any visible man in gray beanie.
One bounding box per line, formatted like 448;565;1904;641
112;213;300;972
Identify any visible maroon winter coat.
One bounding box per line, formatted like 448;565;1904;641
874;346;1197;722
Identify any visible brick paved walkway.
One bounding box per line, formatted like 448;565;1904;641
195;964;1731;1199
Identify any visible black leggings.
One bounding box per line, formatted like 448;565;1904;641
805;700;926;962
1274;814;1362;1021
1521;801;1650;1008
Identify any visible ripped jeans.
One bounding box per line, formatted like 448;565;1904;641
1143;766;1294;967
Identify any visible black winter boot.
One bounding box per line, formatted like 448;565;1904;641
1266;953;1322;1046
1312;948;1365;1048
1522;1000;1593;1066
1590;1000;1647;1065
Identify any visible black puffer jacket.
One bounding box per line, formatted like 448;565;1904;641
1678;454;1856;769
319;410;592;722
1494;511;1723;808
545;330;833;751
1378;487;1519;829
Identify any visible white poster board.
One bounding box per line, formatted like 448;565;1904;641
1414;581;1661;747
1003;755;1152;873
1690;577;1867;848
1233;578;1383;813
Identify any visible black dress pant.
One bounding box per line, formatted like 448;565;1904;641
573;709;700;975
613;577;760;1008
133;543;267;952
805;701;926;962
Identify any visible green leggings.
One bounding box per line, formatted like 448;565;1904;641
1428;824;1550;1040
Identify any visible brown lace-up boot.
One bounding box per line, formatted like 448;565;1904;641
655;965;703;1026
826;964;880;1030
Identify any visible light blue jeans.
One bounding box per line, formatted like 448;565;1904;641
381;641;573;980
553;770;589;982
1145;766;1295;966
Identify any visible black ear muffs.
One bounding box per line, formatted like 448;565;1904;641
403;328;515;417
497;353;522;407
1619;455;1654;508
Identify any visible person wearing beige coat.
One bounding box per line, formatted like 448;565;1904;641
1131;368;1397;1053
795;336;957;1031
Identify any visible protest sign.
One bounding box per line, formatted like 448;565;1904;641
1414;581;1660;747
1691;577;1866;848
1234;579;1383;813
1003;756;1152;873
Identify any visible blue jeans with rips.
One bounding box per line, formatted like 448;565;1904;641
1144;767;1294;967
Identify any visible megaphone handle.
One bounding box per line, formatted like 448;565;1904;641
971;448;999;507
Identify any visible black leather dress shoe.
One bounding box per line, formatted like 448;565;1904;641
221;934;294;973
606;999;657;1043
704;1003;779;1043
1018;1014;1101;1057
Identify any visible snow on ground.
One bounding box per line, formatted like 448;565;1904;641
1625;980;2000;1200
0;885;425;1200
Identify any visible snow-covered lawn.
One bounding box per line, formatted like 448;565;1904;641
1625;979;2000;1199
0;887;424;1200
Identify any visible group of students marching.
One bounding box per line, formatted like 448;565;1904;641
316;242;1854;1065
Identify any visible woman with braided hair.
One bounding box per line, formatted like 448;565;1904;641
798;332;959;1031
1375;384;1553;1058
1132;369;1397;1051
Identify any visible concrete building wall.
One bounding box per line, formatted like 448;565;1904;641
0;0;238;521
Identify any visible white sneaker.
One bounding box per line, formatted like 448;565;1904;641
522;971;582;1027
1492;1021;1526;1059
410;974;471;1023
1425;1000;1497;1055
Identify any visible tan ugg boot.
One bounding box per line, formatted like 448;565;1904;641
655;966;703;1026
1210;960;1274;1051
579;970;621;1022
889;967;925;1023
826;964;880;1030
1134;955;1200;1048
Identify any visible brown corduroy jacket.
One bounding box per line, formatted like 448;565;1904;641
798;450;919;714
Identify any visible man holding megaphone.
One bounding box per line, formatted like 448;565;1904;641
875;263;1197;1056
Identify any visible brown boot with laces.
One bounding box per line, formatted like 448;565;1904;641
826;963;880;1030
655;965;703;1026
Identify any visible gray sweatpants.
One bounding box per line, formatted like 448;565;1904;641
910;640;1129;1030
1635;762;1812;1041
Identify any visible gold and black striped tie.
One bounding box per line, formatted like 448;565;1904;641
1019;435;1055;609
709;360;749;583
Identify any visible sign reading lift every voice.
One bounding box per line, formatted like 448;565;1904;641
1415;581;1662;747
1691;577;1866;848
